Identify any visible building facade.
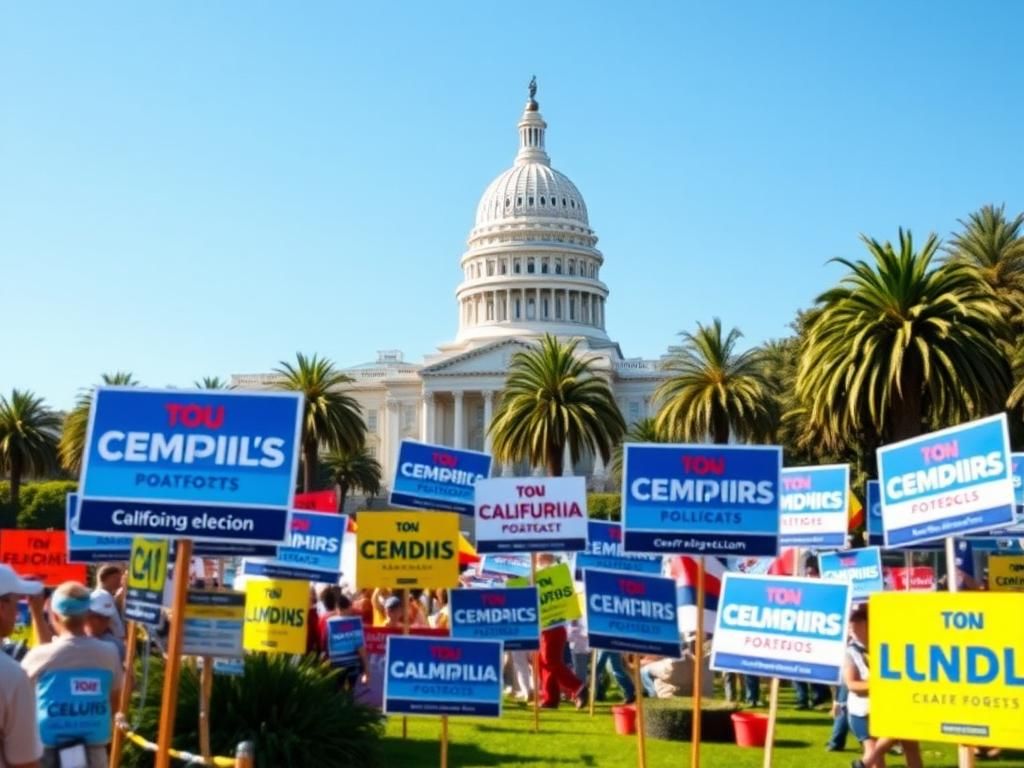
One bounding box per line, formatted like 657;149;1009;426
232;84;667;493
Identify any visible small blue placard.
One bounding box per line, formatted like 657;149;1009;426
390;440;492;516
241;511;346;581
622;444;782;557
574;521;663;579
878;415;1015;548
818;547;885;600
866;481;883;547
384;636;503;717
779;465;849;548
326;616;365;668
449;587;540;651
479;554;532;580
584;569;680;657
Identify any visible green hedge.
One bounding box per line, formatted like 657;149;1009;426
642;697;739;742
587;493;621;521
0;480;77;529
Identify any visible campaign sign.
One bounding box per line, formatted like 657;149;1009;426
384;636;503;717
479;554;532;580
530;562;581;629
883;566;936;591
241;511;346;581
66;493;131;564
326;616;365;668
183;590;245;657
390;440;492;516
622;444;782;557
878;414;1015;548
780;465;849;548
242;577;308;655
987;556;1024;592
76;387;303;544
450;587;540;651
574;521;663;579
867;481;883;547
584;570;680;657
36;668;113;747
125;538;168;625
0;530;86;586
818;547;884;600
711;573;852;684
357;511;460;589
475;476;587;553
870;592;1024;748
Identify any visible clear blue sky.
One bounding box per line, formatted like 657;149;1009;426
3;2;1022;410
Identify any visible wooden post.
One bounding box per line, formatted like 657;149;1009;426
531;553;540;733
690;556;705;768
588;651;598;716
945;537;975;768
108;621;138;768
199;655;213;759
154;539;193;768
761;677;781;768
440;715;449;768
234;740;254;768
402;590;410;740
632;659;647;768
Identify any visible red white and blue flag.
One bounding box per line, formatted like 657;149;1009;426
666;556;727;634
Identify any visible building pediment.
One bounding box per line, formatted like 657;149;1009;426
420;338;538;377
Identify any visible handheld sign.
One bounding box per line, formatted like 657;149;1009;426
711;573;851;684
987;555;1024;592
878;414;1015;547
573;521;663;579
357;511;460;589
779;465;849;548
326;616;365;669
449;587;540;651
475;476;587;553
0;530;86;586
584;570;680;657
384;636;503;717
818;547;884;600
390;440;491;516
75;387;303;544
870;592;1024;749
866;481;883;548
241;511;346;582
125;538;169;625
622;444;782;556
182;590;245;658
521;562;581;629
242;578;308;655
479;554;532;580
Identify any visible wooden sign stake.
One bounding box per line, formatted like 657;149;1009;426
690;556;705;768
632;659;647;768
155;538;193;768
108;620;138;768
762;677;781;768
531;553;540;733
440;715;449;768
199;655;213;759
402;589;410;740
588;651;598;717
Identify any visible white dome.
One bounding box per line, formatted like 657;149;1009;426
475;164;589;227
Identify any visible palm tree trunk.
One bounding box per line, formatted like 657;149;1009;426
337;482;348;514
713;420;730;446
9;455;21;513
303;440;317;493
545;442;563;477
891;363;924;441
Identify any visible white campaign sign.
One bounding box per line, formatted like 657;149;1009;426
474;476;588;554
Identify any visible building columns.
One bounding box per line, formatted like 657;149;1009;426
421;392;435;443
453;391;465;449
483;390;495;452
386;398;400;480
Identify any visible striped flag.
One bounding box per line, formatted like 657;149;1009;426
666;556;728;634
848;492;864;532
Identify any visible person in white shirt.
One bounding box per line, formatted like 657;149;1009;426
0;565;43;768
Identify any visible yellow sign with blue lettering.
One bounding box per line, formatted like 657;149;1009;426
242;578;308;655
356;511;459;589
870;592;1024;749
987;556;1024;592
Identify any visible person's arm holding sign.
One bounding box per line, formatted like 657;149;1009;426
26;591;51;646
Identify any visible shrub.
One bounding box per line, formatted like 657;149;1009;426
587;493;621;521
16;480;76;529
642;697;738;742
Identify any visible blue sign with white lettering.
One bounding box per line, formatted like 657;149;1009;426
384;636;503;717
780;465;849;548
241;511;346;581
390;440;492;516
622;444;782;557
712;573;852;684
584;569;680;657
573;521;663;579
327;616;365;669
75;388;303;544
866;481;883;547
818;547;885;600
878;415;1015;548
479;554;532;580
450;587;540;651
36;668;113;746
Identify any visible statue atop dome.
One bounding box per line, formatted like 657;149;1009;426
527;75;538;110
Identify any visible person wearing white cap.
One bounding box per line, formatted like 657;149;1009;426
0;564;44;768
85;592;125;665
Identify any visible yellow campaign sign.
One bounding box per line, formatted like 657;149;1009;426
870;592;1024;749
533;562;581;629
129;538;168;593
987;555;1024;592
357;511;459;589
242;578;308;655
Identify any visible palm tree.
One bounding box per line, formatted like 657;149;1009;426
608;417;662;484
194;376;229;389
488;334;625;477
0;390;61;510
798;229;1009;443
59;372;139;475
654;318;774;445
945;204;1024;324
274;353;365;493
324;448;383;512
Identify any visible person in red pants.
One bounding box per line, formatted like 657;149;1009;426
535;553;587;709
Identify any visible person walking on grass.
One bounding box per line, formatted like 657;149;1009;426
536;554;587;710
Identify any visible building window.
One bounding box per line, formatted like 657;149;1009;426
555;299;562;319
628;401;641;424
541;260;548;274
570;297;577;320
528;196;534;205
569;260;576;275
515;299;521;319
514;260;521;274
367;409;378;433
540;196;545;205
527;258;535;274
527;298;536;320
555;260;562;274
542;299;549;318
401;404;417;436
500;260;507;274
486;301;494;321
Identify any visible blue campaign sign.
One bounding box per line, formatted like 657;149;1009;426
584;569;680;657
878;415;1016;548
241;511;346;581
36;668;113;746
390;440;492;516
622;444;782;557
779;465;849;548
711;573;852;685
76;388;303;545
449;587;540;651
327;616;365;668
384;636;503;717
479;554;532;580
866;481;883;547
573;521;663;579
66;493;132;564
818;547;885;600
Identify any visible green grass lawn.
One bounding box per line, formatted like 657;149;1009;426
381;689;1024;768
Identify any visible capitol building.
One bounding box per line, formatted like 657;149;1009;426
234;83;667;492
